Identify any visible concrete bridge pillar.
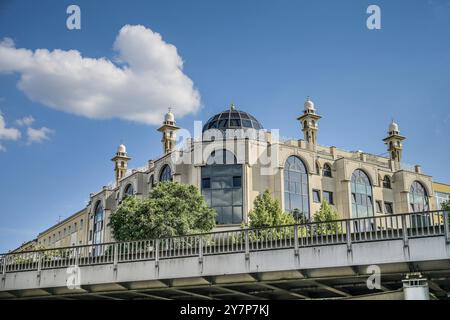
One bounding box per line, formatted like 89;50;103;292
402;273;429;300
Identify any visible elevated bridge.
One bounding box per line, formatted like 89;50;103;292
1;210;450;300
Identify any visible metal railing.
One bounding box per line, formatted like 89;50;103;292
1;210;449;274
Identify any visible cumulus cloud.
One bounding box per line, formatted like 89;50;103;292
0;114;21;141
15;115;35;126
0;25;201;125
27;127;54;144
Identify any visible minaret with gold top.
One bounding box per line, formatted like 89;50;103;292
157;108;180;154
297;97;321;147
383;120;406;163
111;143;131;184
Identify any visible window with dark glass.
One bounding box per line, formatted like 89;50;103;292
201;150;243;225
233;176;242;188
384;202;393;214
124;184;134;197
323;191;334;205
202;177;211;189
323;164;332;177
160;165;172;182
313;190;321;203
284;156;309;217
383;176;391;189
351;169;374;218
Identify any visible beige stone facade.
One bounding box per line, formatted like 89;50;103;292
21;99;446;249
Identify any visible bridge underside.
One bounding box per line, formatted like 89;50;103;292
2;260;450;300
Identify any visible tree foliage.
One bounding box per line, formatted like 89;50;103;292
109;181;216;241
441;200;450;212
248;189;296;228
312;201;342;235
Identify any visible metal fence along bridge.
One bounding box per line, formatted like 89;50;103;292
1;210;450;300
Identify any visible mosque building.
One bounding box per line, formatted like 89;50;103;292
19;98;448;251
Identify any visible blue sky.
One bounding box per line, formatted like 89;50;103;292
0;0;450;252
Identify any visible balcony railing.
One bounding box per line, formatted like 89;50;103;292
1;210;449;274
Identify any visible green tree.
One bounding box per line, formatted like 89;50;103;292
248;190;296;228
441;199;450;212
109;181;216;241
312;201;342;235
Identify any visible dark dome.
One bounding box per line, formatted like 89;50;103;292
202;107;263;132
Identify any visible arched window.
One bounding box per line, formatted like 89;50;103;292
409;181;429;212
351;169;374;218
149;175;154;188
284;156;309;217
201;150;243;225
124;184;134;197
160;165;172;182
323;163;332;178
383;176;391;189
93;201;104;245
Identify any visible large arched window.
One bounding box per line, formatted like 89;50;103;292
323;163;332;178
160;165;172;182
284;156;309;217
201;150;243;225
124;184;134;197
351;169;374;218
409;181;429;212
93;201;104;245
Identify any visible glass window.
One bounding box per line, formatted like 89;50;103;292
409;181;429;212
384;202;394;214
160;165;172;182
242;119;252;127
313;190;321;203
233;176;242;188
124;184;134;197
201;150;243;225
323;191;334;205
383;176;391;189
351;169;374;218
93;201;104;244
323;164;332;177
284;156;309;218
202;177;211;189
229;119;241;127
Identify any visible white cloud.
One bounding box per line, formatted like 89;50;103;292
0;114;21;140
27;127;54;144
15;115;35;126
0;25;201;125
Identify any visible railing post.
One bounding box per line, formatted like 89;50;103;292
113;243;118;269
198;236;203;264
294;225;299;256
443;210;450;243
346;220;352;252
37;252;42;272
1;255;6;277
244;229;250;260
402;214;409;247
155;239;160;268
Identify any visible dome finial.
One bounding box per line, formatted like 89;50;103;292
304;96;315;111
230;102;236;111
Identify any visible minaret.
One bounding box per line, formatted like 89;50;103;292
383;120;406;163
297;97;321;147
157;108;180;154
111;144;131;184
